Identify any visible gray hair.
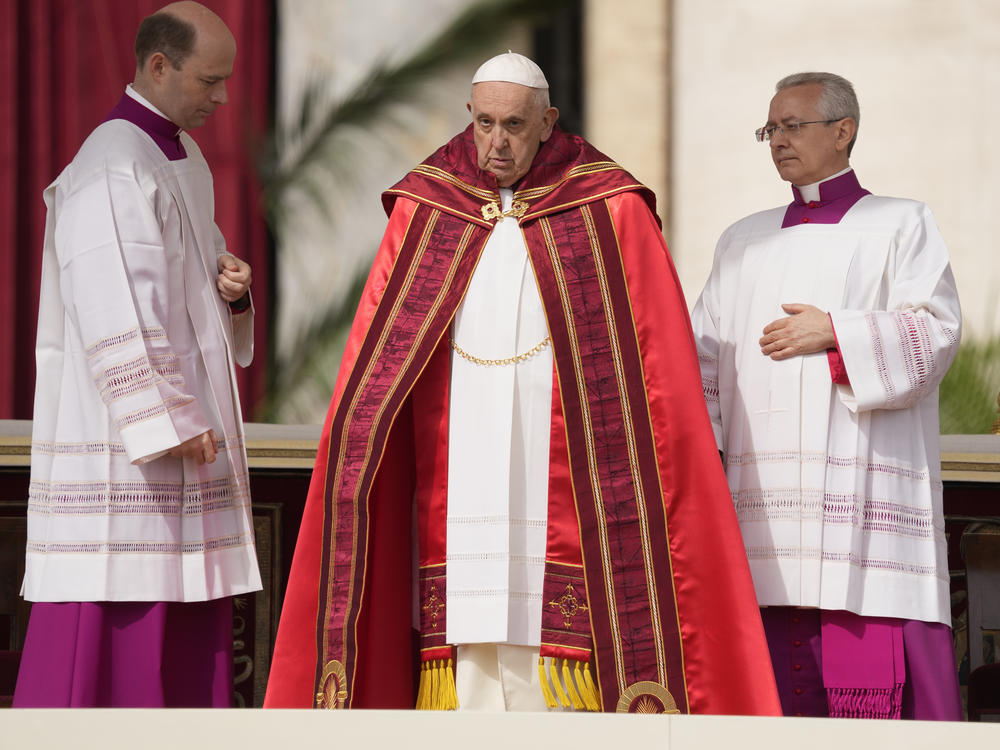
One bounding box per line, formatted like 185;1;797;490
776;72;860;156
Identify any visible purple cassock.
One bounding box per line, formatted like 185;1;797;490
13;90;233;709
760;170;963;722
762;608;962;720
14;600;233;708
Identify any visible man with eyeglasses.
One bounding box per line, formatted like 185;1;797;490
691;72;962;720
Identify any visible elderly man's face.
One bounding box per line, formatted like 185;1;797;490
766;83;851;185
468;81;558;188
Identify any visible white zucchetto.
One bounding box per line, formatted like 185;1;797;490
472;51;548;89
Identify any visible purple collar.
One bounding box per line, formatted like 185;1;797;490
104;92;187;161
781;169;870;228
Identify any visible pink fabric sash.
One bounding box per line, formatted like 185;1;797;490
821;610;905;718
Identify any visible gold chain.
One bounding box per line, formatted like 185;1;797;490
450;335;552;367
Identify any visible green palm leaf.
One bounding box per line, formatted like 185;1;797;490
940;336;1000;434
259;0;573;231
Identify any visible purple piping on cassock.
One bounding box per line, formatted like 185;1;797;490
105;91;187;161
781;170;870;228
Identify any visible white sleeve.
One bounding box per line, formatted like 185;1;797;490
690;237;725;450
213;221;254;367
53;162;212;463
229;298;255;368
829;203;961;413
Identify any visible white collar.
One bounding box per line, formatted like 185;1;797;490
125;84;178;131
795;166;852;203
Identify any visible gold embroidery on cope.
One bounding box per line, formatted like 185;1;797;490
316;660;348;709
539;215;627;687
548;583;589;628
423;582;444;630
581;204;668;684
616;681;679;714
481;200;528;222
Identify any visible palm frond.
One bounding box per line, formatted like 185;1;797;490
259;264;370;423
939;336;1000;434
258;0;573;229
256;0;574;419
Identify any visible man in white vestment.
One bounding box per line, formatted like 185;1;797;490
691;71;963;720
14;1;261;707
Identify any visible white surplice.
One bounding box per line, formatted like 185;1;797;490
691;190;961;625
24;117;262;603
446;188;553;646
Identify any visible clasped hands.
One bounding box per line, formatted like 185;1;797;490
216;253;252;303
168;253;250;466
163;256;250;466
759;303;835;360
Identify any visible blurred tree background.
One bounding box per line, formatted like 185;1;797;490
254;0;998;432
940;336;1000;435
256;0;576;422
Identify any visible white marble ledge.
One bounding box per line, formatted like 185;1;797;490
2;709;997;750
0;420;322;469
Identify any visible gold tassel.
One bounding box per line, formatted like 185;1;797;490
582;662;601;711
562;659;585;709
538;657;559;708
444;658;458;710
416;657;458;710
434;661;445;711
575;661;599;711
416;661;429;710
436;660;450;709
549;657;570;707
430;660;441;710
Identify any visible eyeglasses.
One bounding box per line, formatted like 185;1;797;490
754;118;846;142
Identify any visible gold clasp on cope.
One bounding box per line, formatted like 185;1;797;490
481;199;529;222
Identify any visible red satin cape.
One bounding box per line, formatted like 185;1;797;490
265;128;780;715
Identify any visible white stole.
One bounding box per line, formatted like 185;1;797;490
446;188;552;646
